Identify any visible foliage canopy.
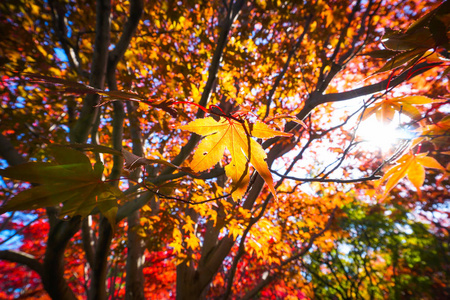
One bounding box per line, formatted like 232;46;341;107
0;0;449;299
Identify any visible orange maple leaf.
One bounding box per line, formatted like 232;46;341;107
178;117;292;201
381;152;445;198
410;116;450;148
362;96;445;123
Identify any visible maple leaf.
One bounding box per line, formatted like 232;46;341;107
362;96;446;122
178;117;292;201
380;152;445;198
169;228;183;254
415;115;450;146
374;48;427;75
0;146;122;227
185;233;200;250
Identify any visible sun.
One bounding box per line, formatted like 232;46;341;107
357;115;413;152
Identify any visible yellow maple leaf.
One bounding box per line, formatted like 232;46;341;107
381;152;445;198
227;219;244;240
185;233;200;250
362;96;446;123
169;227;183;254
178;117;291;201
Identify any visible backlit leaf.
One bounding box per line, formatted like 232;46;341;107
381;152;445;197
0;148;122;226
362;96;445;122
178;117;291;200
374;48;426;74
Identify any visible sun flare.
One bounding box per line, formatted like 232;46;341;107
357;116;413;152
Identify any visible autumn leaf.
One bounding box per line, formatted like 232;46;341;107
0;146;122;226
185;233;200;250
382;27;434;51
373;48;427;75
265;114;307;131
362;96;445;122
415;115;450;146
169;227;183;254
380;152;445;197
178;117;291;201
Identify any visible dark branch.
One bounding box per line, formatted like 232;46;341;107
222;193;274;299
317;62;442;106
0;133;26;166
48;0;89;78
0;250;44;276
108;0;144;70
297;62;442;122
270;170;381;183
117;0;248;222
70;0;112;144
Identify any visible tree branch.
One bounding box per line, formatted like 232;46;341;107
316;0;362;94
125;101;146;299
108;0;143;70
270;170;381;183
222;194;274;299
197;0;244;112
48;0;90;78
70;0;112;144
107;0;143;183
0;133;26;166
81;217;96;268
162;0;246;180
298;62;442;121
0;250;44;276
88;217;113;300
116;0;247;226
43;216;81;300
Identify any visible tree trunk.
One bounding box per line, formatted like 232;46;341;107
126;210;145;300
43;216;81;300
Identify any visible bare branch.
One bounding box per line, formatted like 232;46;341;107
296;62;442;122
271;169;381;183
125;101;146;300
81;217;96;268
0;215;42;246
0;250;44;276
317;62;441;106
43;216;81;300
162;0;247;177
88;217;113;300
316;0;362;93
117;0;248;224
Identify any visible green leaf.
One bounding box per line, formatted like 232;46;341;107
50;145;92;165
0;162;92;184
382;27;434;51
97;185;122;231
359;49;400;59
374;48;426;74
0;149;122;226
